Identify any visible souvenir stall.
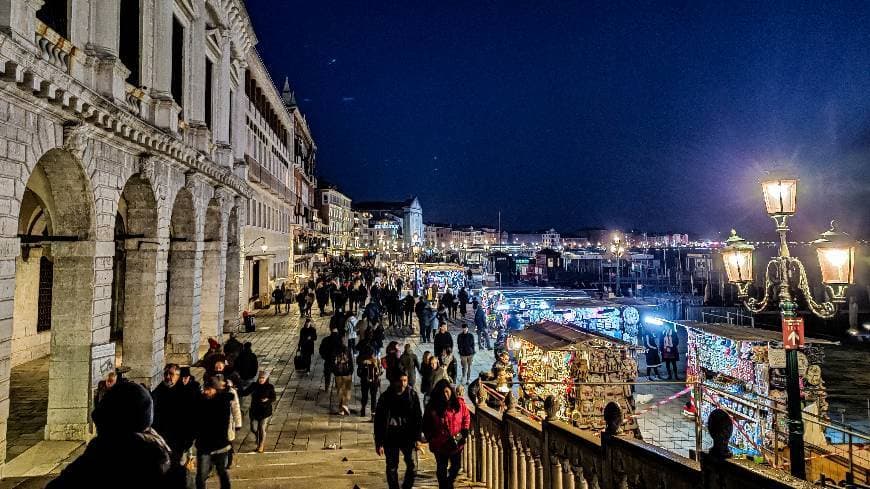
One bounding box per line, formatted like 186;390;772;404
682;322;831;458
509;321;641;436
418;263;467;291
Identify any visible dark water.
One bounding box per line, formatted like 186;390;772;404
820;343;870;434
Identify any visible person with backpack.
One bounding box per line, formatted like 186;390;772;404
374;371;423;489
331;339;354;416
399;344;420;388
297;318;317;374
356;346;382;418
234;342;259;390
243;370;276;453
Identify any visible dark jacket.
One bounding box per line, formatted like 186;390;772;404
194;392;233;454
151;383;184;450
299;325;318;355
457;331;476;356
235;348;259;381
374;386;423;448
244;381;276;420
433;331;454;357
474;307;487;330
402;295;415;312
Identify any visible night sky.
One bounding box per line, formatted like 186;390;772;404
247;1;870;240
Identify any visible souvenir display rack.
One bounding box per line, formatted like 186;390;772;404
510;321;641;436
683;321;830;457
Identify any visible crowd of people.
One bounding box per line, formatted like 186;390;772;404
49;263;506;489
50;334;272;489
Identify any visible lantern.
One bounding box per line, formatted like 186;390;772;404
722;230;754;293
812;222;855;302
761;177;798;216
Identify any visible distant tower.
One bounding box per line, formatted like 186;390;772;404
281;77;297;111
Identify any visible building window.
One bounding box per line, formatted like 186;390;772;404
204;57;213;128
171;15;185;109
118;0;140;85
36;256;54;332
36;0;68;38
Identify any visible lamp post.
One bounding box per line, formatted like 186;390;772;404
722;176;856;480
610;235;626;297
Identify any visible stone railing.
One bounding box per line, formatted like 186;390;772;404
35;20;75;72
465;394;816;489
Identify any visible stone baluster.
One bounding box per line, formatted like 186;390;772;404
495;440;503;489
551;455;563;488
490;434;498;489
534;455;544;489
562;458;576;489
573;463;588;489
517;441;527;489
526;448;536;489
508;435;519;489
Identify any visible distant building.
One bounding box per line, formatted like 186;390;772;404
317;186;353;251
542;228;561;249
354;197;423;246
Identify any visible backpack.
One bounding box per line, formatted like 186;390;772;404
333;348;352;376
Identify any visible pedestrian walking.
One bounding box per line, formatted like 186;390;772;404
429;359;451;396
399;344;420;387
235;342;259;390
332;339;354;416
457;287;469;318
433;323;454;358
243;370;276;453
346;311;359;354
402;292;415;330
319;327;341;391
457;324;476;384
356;347;382;418
374;371;423;489
415;297;427;338
272;285;284;315
297;318;317;374
194;377;234;489
644;327;663;380
223;333;243;366
296;288;308;318
423;379;471;489
47;381;183;489
151;364;185;463
316;282;330;316
473;302;492;350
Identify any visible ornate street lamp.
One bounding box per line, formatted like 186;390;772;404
723;177;856;479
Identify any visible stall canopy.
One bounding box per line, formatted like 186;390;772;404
677;321;838;345
511;320;634;351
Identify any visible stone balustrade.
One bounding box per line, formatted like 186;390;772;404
465;395;816;489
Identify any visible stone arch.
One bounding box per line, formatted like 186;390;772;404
113;173;163;385
9;148;99;454
165;187;202;364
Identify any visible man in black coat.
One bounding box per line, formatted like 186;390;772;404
433;323;454;358
194;377;234;489
374;371;422;489
456;324;476;384
151;364;185;463
47;381;184;489
235;342;259;389
319;328;342;391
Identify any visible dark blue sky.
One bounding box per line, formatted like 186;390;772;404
247;1;870;239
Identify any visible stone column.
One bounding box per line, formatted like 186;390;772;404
45;241;99;441
573;464;587;489
488;435;496;488
550;457;563;489
495;440;503;489
87;0;119;57
121;240;163;387
212;31;231;145
199;241;226;342
186;3;206;125
0;237;20;464
165;241;203;364
149;0;178;131
0;0;44;46
481;433;490;487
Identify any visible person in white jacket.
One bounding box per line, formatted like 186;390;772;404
216;375;243;466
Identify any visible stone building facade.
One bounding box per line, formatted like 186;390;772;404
316;186;353;252
0;0;272;469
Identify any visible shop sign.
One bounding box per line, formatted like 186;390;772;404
782;317;804;350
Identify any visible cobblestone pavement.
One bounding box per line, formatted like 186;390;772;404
5;357;49;462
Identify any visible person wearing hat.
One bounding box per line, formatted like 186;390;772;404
47;381;184;488
244;370;276;452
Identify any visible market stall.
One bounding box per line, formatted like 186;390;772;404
509;321;640;436
682;322;832;458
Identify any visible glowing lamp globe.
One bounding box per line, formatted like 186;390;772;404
761;177;798;216
812;222;855;302
722;230;754;285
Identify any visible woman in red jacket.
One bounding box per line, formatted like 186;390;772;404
423;379;471;489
